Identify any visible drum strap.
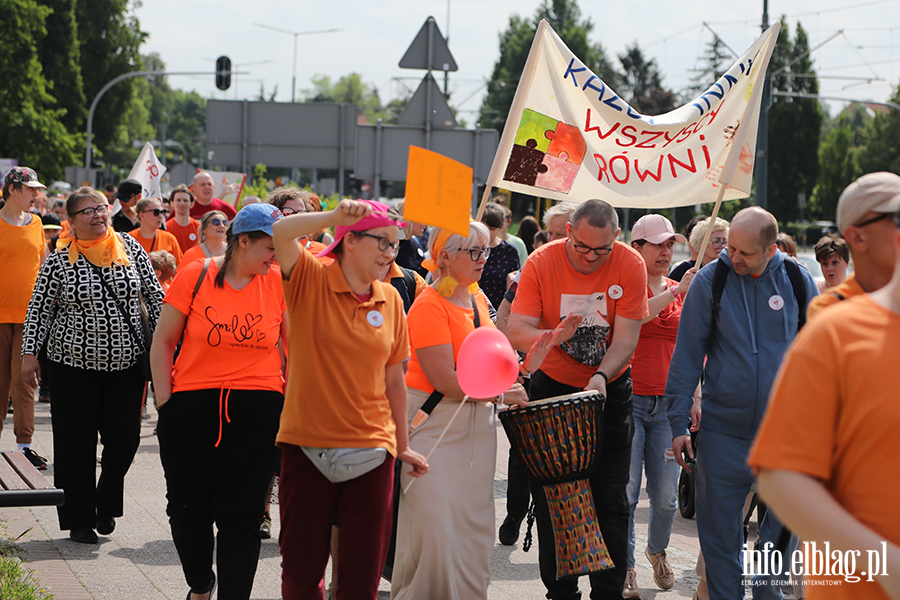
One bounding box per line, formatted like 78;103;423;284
414;294;481;423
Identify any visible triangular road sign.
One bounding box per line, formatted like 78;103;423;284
399;16;458;72
397;72;458;128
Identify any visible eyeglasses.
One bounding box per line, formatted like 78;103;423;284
72;204;109;218
141;209;164;217
356;231;399;254
281;207;307;216
571;236;613;257
463;246;491;261
210;218;229;227
709;237;728;248
854;213;893;228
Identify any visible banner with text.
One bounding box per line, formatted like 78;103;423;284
485;20;780;208
127;143;167;200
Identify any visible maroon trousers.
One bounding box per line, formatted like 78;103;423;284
279;444;393;600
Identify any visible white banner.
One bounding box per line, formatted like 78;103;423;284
484;20;781;208
127;142;167;200
199;169;247;208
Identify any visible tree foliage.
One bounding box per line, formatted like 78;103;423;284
810;116;859;220
686;37;732;99
478;0;619;132
766;19;822;222
302;73;394;123
857;83;900;175
618;43;677;115
0;0;79;180
36;0;85;132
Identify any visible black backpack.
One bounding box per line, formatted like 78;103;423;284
709;256;807;335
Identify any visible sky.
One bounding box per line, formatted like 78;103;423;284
134;0;900;121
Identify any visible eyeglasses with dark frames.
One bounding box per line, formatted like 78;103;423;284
280;207;308;216
72;204;109;218
355;231;399;254
463;246;491;261
854;213;893;228
571;235;613;257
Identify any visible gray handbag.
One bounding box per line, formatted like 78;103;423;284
301;447;388;483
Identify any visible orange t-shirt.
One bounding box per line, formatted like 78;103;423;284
806;273;864;322
405;287;494;394
0;215;44;323
166;217;201;253
511;239;649;388
164;259;285;394
180;243;215;268
306;239;334;266
276;247;409;456
128;229;184;265
748;295;900;599
631;279;683;396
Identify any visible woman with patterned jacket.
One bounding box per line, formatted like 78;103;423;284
21;186;164;545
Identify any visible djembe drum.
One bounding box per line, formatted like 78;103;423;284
499;390;613;579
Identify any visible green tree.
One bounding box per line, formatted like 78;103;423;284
166;90;207;165
618;43;677;115
809;116;859;220
36;0;85;132
478;0;619;132
686;37;731;99
302;73;389;123
766;19;822;222
857;83;900;174
76;0;147;162
0;0;79;180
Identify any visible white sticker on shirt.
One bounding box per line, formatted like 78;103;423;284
608;285;623;300
768;295;785;311
189;233;197;241
367;310;384;328
559;293;610;368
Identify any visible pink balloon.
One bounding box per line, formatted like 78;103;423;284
456;327;519;398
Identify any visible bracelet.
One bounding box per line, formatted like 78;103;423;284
496;393;505;406
593;370;608;385
519;360;532;376
668;285;679;300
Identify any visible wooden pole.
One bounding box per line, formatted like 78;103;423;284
695;184;728;269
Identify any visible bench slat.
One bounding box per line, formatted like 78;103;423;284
0;488;65;508
2;451;54;490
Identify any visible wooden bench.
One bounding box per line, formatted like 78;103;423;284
0;451;64;508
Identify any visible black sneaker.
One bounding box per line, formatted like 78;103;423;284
498;514;523;545
23;448;48;471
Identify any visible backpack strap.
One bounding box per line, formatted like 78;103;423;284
782;257;807;330
708;259;729;340
401;267;417;302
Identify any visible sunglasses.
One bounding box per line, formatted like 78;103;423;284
281;207;307;216
141;209;165;217
210;218;229;227
854;213;893;228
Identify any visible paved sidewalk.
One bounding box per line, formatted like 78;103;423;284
1;400;703;599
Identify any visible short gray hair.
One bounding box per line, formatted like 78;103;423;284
429;222;491;268
542;202;577;227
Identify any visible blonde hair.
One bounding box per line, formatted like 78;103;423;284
690;217;729;252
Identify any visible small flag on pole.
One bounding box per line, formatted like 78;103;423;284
127;142;167;200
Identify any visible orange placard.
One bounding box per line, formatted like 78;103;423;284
404;146;472;237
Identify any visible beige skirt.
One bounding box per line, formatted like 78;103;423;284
391;387;497;600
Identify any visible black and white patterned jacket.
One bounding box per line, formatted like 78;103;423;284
22;233;165;371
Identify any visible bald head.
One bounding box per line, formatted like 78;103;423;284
731;207;778;250
192;172;215;205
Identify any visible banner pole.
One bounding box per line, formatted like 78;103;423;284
475;21;549;220
695;184;728;270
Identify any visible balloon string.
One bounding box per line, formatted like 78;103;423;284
402;395;470;494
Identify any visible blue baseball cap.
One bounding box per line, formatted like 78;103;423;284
232;203;283;236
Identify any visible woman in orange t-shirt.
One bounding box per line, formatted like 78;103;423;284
128;198;183;266
150;203;287;600
393;223;527;600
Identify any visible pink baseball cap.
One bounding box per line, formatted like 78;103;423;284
631;214;686;244
318;200;406;257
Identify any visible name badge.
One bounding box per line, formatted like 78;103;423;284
608;285;624;300
367;310;384;327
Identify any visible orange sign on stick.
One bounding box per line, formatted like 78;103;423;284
404;146;472;237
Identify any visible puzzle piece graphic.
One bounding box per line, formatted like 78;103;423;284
546;122;586;165
535;152;580;193
504;139;548;186
514;109;557;153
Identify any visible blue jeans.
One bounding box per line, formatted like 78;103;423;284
695;428;787;600
626;394;679;568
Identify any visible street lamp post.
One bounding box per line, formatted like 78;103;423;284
252;24;342;102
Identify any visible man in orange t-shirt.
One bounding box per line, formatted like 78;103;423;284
749;209;900;600
165;184;200;253
508;199;649;599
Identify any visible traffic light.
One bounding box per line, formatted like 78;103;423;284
215;56;232;91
